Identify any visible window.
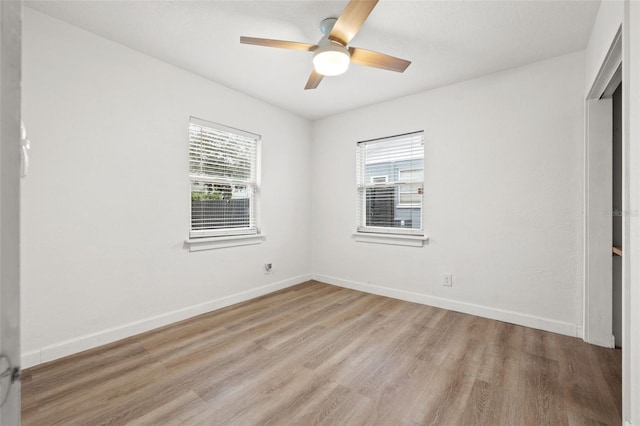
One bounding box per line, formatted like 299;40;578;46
189;117;259;238
356;131;424;235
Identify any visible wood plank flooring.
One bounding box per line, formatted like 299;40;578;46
22;281;622;425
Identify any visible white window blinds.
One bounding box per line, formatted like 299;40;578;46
356;131;424;235
189;117;259;238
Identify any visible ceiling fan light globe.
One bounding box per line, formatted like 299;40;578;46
313;51;350;76
312;42;350;76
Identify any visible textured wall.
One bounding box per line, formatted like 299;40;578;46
311;52;585;334
21;9;312;365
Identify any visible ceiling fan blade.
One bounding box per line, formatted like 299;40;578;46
304;70;324;90
329;0;379;46
348;47;411;72
240;36;317;52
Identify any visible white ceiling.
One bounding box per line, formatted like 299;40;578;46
26;0;600;120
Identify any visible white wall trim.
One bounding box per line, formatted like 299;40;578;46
352;232;428;247
184;234;265;251
584;98;614;348
313;273;581;338
583;16;624;351
21;273;311;369
587;25;622;100
623;1;640;422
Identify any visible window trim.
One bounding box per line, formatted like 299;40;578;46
188;117;261;240
185;233;266;251
356;131;425;238
352;232;428;247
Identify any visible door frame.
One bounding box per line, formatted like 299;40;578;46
622;2;640;423
0;0;22;423
584;26;621;348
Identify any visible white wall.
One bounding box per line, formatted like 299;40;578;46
311;52;585;336
20;9;311;367
19;5;594;372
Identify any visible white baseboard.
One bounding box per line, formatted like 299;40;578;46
22;273;311;369
313;273;582;338
23;273;583;369
21;351;41;370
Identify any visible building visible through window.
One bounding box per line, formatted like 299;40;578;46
188;117;259;238
356;132;424;235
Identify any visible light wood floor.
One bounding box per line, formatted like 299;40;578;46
23;281;621;425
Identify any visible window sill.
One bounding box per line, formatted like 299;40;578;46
352;232;428;247
185;234;265;251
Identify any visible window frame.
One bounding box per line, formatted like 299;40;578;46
355;131;425;237
188;117;261;239
397;168;424;208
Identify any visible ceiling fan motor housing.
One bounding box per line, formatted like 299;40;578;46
319;17;338;36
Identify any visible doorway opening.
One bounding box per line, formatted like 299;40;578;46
584;27;621;349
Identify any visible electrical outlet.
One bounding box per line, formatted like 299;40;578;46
264;263;273;274
443;273;452;287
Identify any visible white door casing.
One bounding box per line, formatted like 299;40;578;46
584;98;613;348
0;0;22;424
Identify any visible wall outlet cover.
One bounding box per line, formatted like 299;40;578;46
443;273;452;287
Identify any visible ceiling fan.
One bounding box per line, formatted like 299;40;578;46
240;0;411;90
